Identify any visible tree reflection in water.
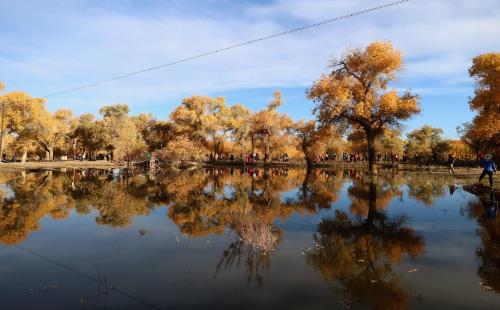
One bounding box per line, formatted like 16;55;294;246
0;171;76;244
0;170;159;244
405;174;449;206
0;168;346;286
1;168;429;297
306;178;424;310
210;168;348;288
213;168;310;288
285;168;345;212
466;190;500;292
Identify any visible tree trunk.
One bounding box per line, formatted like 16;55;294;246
251;135;255;154
215;139;223;158
366;131;376;174
42;143;54;161
264;135;270;164
302;144;313;167
21;148;27;163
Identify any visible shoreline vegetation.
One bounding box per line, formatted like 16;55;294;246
0;158;496;175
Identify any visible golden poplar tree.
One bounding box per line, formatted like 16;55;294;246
250;91;293;163
307;41;420;172
467;52;500;154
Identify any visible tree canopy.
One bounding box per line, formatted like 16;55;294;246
307;41;420;172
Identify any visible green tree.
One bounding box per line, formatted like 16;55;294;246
71;113;104;157
99;104;130;118
405;125;450;162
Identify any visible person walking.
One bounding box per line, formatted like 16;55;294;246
478;154;497;189
448;154;456;174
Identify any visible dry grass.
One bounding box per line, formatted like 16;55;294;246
231;216;280;254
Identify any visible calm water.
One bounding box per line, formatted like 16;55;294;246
0;168;499;310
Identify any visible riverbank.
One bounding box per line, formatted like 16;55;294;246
0;159;496;178
206;160;493;174
0;160;122;171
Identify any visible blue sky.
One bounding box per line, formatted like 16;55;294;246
1;0;499;138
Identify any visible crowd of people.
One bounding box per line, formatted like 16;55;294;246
204;151;407;164
205;152;291;164
312;152;402;164
202;150;497;190
75;152;112;161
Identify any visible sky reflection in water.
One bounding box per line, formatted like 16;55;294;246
0;168;499;310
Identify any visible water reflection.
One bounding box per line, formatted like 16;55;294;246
1;168;500;309
467;191;500;292
306;179;424;309
214;168;345;288
285;169;344;211
0;170;159;245
406;174;449;206
0;171;76;244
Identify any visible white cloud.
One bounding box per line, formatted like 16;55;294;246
0;0;498;121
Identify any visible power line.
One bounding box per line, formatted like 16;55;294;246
43;0;410;98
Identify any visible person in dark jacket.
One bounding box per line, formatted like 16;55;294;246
479;154;497;189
